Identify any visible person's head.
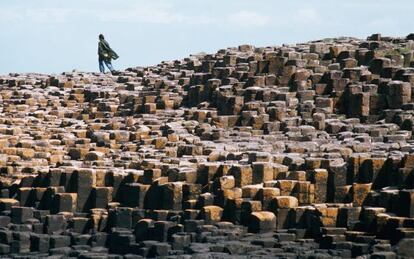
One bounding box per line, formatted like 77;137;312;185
99;34;104;40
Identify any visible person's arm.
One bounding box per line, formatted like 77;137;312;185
98;42;104;55
102;40;112;52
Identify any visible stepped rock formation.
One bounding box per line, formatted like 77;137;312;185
0;33;414;257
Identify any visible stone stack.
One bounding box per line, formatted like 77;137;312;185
0;33;413;257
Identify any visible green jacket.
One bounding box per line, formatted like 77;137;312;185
98;39;119;61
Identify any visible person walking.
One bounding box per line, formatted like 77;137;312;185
98;34;119;74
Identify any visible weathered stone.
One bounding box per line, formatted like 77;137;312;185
0;34;413;257
0;199;19;211
52;193;77;213
270;196;299;210
398;190;414;217
352;183;372;206
200;205;223;224
248;211;276;233
229;164;253;187
309;169;328;203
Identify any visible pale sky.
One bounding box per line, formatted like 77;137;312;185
0;0;412;74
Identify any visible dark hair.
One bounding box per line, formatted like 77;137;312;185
99;34;104;40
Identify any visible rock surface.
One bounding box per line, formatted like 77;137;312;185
0;33;414;257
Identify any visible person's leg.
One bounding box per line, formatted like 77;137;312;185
99;58;105;73
104;60;114;72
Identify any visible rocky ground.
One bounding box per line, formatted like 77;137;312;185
0;33;414;258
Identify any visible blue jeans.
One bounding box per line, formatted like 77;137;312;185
99;57;114;73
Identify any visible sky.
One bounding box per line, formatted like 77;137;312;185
0;0;413;74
